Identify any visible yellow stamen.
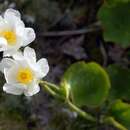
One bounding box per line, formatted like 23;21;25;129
0;31;16;45
17;68;33;84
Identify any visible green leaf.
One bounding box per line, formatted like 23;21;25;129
62;62;111;107
107;64;130;100
105;0;130;7
98;1;130;48
110;100;130;129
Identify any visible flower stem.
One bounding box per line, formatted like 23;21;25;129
67;100;96;122
40;80;96;122
43;84;59;97
40;81;63;100
103;116;127;130
40;80;60;91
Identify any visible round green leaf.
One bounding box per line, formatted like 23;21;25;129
107;64;130;100
110;100;130;129
62;62;111;107
98;2;130;48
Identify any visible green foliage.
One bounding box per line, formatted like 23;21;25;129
110;100;130;129
0;95;29;130
98;1;130;47
105;0;130;6
62;62;110;108
107;64;130;100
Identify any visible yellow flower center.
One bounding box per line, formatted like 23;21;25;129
17;68;33;84
0;31;16;45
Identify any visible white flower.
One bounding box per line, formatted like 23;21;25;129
0;8;36;56
0;47;49;96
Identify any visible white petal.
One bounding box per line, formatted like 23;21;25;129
36;58;49;78
4;9;24;29
24;47;36;63
4;65;19;84
3;36;22;57
24;81;40;96
0;16;9;31
14;19;25;29
13;51;23;60
4;9;21;19
15;60;30;70
15;25;25;37
22;28;36;46
0;37;7;51
0;58;16;73
3;49;19;57
3;83;25;95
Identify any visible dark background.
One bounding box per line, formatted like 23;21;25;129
0;0;121;129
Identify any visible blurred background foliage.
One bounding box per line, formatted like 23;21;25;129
0;0;123;130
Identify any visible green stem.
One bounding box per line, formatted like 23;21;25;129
67;100;96;122
103;116;127;130
43;84;58;97
40;82;63;100
40;80;60;91
40;80;96;122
